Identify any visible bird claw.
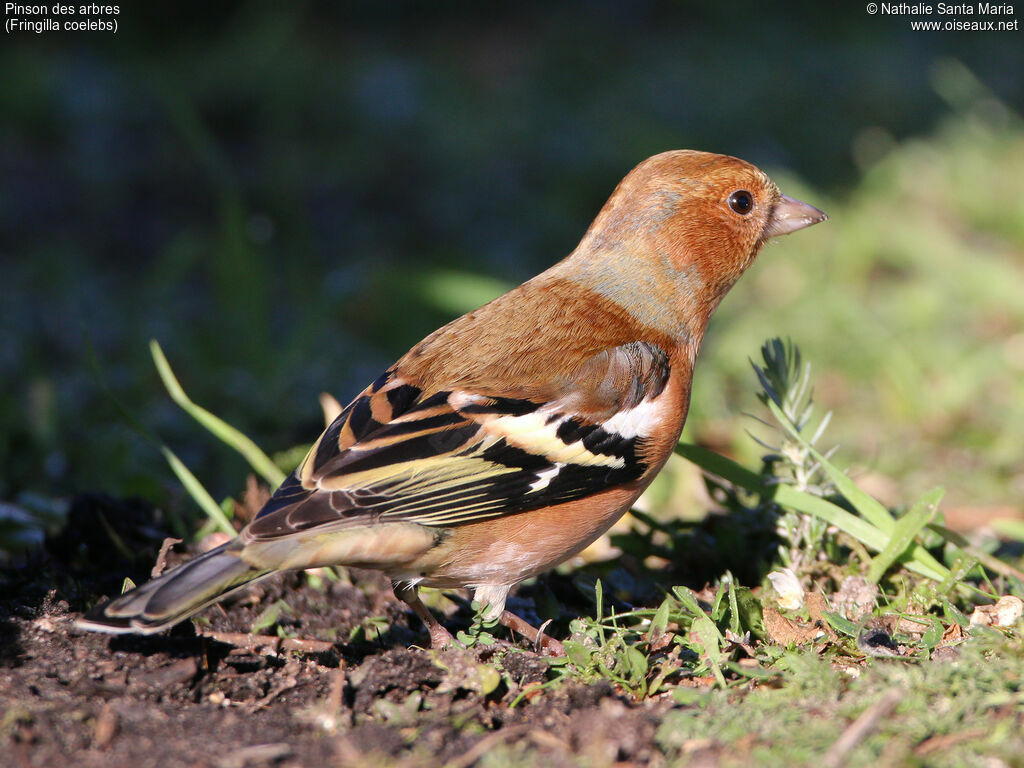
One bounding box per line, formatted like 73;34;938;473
533;619;565;657
499;610;565;657
427;623;458;650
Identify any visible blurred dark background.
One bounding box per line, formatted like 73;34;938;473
2;1;1022;533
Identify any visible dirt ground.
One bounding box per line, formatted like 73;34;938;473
1;493;712;768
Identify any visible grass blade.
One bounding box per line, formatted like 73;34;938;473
675;443;949;582
927;524;1024;584
991;518;1024;542
691;616;727;687
87;333;234;538
765;399;893;533
674;443;883;546
160;447;235;535
672;586;727;687
151;340;286;488
866;487;944;583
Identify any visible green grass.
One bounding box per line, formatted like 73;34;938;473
655;635;1024;768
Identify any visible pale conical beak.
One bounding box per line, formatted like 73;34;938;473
764;194;828;238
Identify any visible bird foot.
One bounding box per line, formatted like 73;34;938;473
500;610;565;657
427;622;458;650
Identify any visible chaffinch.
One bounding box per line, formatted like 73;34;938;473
78;150;826;653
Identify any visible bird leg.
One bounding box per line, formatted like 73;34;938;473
469;585;566;657
395;583;565;656
498;611;566;657
393;582;455;649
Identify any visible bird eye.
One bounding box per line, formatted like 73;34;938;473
728;190;753;215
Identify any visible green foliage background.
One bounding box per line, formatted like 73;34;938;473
1;2;1021;523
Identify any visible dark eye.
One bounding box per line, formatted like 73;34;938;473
728;190;753;215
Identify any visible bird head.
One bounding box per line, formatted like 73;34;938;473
563;150;827;344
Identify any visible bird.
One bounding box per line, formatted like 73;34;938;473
77;150;826;653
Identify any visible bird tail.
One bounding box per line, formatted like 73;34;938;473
76;542;271;635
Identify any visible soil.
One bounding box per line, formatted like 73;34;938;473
0;493;721;767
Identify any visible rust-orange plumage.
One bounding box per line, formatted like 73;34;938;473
78;150;826;653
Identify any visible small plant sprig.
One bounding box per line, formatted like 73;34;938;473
749;338;836;569
677;338;955;587
455;601;500;647
548;578;766;700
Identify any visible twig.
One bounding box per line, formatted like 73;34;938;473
914;728;987;756
151;537;183;578
246;660;301;712
442;725;530;768
196;628;335;655
92;703;118;749
328;665;346;711
529;729;569;751
214;743;292;768
822;688;902;768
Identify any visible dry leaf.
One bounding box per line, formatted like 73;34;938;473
763;606;820;646
939;622;964;646
806;592;839;640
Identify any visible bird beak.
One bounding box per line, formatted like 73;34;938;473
764;194;828;238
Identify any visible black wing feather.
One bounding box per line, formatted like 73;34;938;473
248;342;669;541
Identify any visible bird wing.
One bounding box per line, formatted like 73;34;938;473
244;341;671;541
